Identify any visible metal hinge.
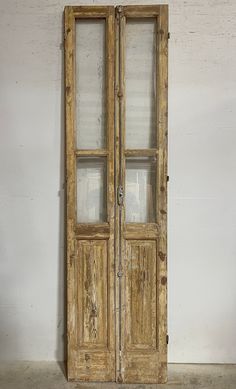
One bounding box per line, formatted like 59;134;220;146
167;175;169;182
168;32;170;39
166;334;169;344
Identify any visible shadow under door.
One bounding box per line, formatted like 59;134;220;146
64;5;168;384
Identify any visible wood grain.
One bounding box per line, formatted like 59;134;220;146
156;5;168;384
77;240;108;349
65;4;168;384
120;5;168;383
125;240;157;350
123;5;160;18
75;150;108;157
65;5;116;382
119;10;126;384
114;8;121;381
65;6;76;380
125;149;158;157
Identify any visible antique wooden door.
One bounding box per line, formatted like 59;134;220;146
65;5;168;384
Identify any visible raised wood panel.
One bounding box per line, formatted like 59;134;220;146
125;240;157;350
122;240;159;383
73;239;115;381
77;240;108;349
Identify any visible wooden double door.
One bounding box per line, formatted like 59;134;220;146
65;5;168;384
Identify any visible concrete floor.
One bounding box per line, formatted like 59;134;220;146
0;362;235;389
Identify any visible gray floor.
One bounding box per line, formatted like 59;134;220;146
0;362;235;389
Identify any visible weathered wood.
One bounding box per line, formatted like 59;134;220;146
65;4;168;384
106;9;116;381
75;223;110;239
65;5;116;382
74;239;114;381
120;5;168;384
72;6;111;18
125;149;158;157
123;5;160;18
119;10;126;384
156;5;168;384
75;149;108;157
114;10;121;382
123;240;159;383
65;6;76;380
77;240;108;349
125;223;159;240
125;241;157;350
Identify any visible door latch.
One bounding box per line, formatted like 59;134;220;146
117;185;124;206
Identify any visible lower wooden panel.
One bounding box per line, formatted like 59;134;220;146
78;240;108;348
123;240;159;383
70;239;115;381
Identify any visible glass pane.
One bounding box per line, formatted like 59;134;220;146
125;158;156;223
125;19;156;149
76;20;106;149
77;158;107;223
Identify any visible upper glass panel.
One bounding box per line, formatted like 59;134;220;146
125;18;156;149
125;157;156;223
75;19;106;149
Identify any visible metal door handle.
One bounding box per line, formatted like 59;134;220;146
117;185;124;206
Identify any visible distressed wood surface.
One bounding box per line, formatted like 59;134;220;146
156;5;168;383
119;5;168;384
65;6;77;380
114;9;121;382
65;5;115;382
125;149;158;157
72;6;111;18
125;240;157;351
123;5;160;18
75;149;108;157
77;240;108;349
119;9;126;384
106;6;116;382
124;223;159;240
65;4;168;384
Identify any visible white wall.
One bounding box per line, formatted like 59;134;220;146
0;0;236;363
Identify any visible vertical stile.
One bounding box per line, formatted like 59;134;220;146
114;7;120;382
157;5;168;383
106;5;116;369
119;10;126;383
65;6;76;379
